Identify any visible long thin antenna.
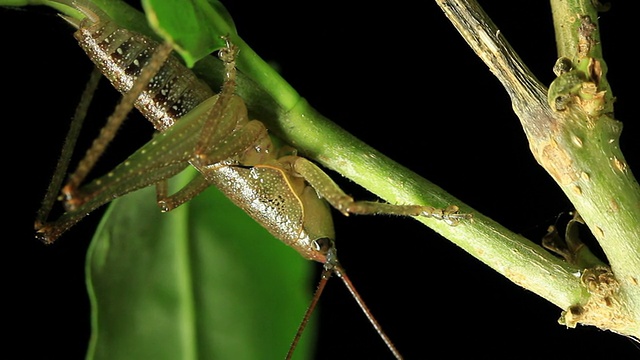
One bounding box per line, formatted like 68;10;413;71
285;268;332;360
334;264;403;360
286;261;403;359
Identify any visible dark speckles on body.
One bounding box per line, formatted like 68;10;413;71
75;16;214;132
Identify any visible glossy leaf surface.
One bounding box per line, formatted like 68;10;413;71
86;170;316;359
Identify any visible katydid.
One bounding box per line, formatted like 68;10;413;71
34;2;470;358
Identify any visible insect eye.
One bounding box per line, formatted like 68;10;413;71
312;237;334;254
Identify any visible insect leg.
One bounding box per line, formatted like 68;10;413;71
35;98;216;243
192;118;270;170
292;157;471;225
61;40;175;208
155;116;270;214
155;174;210;212
35;68;102;231
36;159;189;244
194;37;239;157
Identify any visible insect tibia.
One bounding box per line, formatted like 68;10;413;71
344;202;471;226
156;174;210;213
291;157;471;226
193;37;240;157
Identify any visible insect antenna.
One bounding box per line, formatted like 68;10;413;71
334;265;404;360
285;268;331;360
287;244;403;359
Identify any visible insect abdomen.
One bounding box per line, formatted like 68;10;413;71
74;14;214;131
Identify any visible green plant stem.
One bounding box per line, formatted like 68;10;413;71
550;0;614;112
435;0;639;338
27;0;590;323
548;0;640;336
283;99;587;311
11;0;637;339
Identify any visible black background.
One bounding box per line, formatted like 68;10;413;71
3;1;639;359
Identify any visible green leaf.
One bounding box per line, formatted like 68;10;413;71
142;0;236;67
86;169;316;360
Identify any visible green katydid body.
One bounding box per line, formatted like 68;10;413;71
37;4;465;261
35;4;469;358
36;5;337;262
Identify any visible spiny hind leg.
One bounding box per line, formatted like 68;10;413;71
61;41;175;210
292;157;471;225
34;68;102;232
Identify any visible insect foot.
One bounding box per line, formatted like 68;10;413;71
218;35;239;66
34;222;57;245
421;205;472;226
